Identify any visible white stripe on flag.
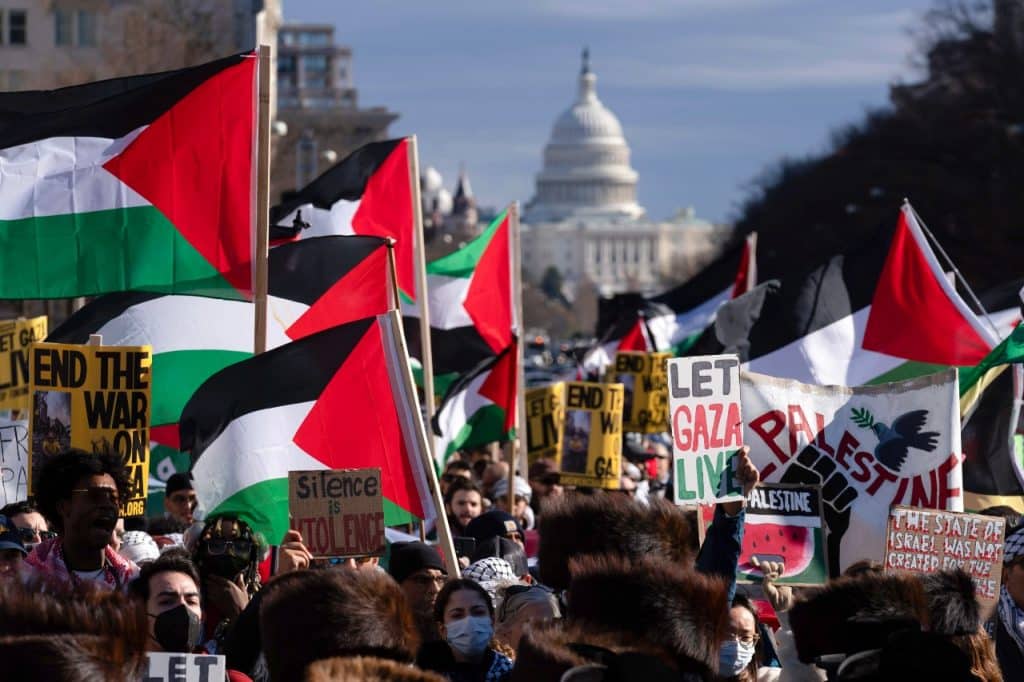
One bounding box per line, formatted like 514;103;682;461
276;198;360;239
647;286;732;351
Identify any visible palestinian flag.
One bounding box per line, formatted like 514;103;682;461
0;53;256;299
961;363;1024;512
404;209;514;380
179;313;435;543
432;343;518;462
704;203;996;386
270;139;416;299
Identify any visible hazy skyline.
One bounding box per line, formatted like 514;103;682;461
289;1;937;223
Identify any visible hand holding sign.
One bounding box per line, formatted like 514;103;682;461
720;446;759;515
277;529;313;573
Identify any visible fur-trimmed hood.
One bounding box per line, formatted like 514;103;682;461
565;554;729;673
537;493;695;590
921;569;980;636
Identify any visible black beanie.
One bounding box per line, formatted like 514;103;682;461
165;472;194;497
388;541;446;583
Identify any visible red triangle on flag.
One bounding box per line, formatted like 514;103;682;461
480;342;518;433
292;321;426;519
463;214;514;354
618;320;649;352
863;206;993;366
104;56;256;296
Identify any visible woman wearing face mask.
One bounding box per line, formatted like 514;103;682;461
419;579;513;682
717;593;772;682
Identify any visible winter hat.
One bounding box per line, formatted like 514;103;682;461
1005;524;1024;564
165;472;194;497
119;531;160;564
387;542;446;584
921;569;981;636
465;510;524;546
0;515;26;555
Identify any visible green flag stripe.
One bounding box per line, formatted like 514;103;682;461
960;326;1024;396
426;209;507;279
866;360;948;386
443;403;513;459
151;349;253;425
0;205;239;299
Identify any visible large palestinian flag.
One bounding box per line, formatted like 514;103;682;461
270;139;416;299
404;209;514;381
0;53;256;299
180;313;435;543
433;343;518;463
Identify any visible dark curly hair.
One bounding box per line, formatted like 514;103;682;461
35;448;131;534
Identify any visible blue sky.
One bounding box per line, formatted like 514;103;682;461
288;1;937;223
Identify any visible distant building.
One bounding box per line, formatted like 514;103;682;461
521;50;729;298
271;23;398;203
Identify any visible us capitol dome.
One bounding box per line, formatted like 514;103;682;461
520;50;728;297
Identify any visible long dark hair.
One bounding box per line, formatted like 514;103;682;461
433;578;494;624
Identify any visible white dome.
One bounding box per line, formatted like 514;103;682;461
525;51;644;223
422;166;443;194
435;188;453;215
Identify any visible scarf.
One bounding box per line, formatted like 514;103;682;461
998;584;1024;656
24;538;138;591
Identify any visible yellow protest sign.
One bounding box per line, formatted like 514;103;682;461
559;381;624;489
28;342;152;517
0;316;47;412
607;351;670;433
525;383;564;465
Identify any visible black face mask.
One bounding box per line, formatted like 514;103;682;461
151;604;202;653
202;553;249;580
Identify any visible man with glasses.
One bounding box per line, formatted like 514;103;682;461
25;448;139;589
0;500;54;551
388;541;448;646
163;472;199;528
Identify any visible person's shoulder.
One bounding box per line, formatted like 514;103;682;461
486;648;514;678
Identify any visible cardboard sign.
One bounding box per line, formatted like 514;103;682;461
0;419;28;506
608;351;670;433
0;316;47;411
699;484;828;586
558;381;623;489
525;383;564;464
668;355;744;504
28;342;151;517
144;653;225;682
885;506;1004;609
289;468;386;558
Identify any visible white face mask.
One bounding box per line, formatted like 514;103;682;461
719;639;755;676
446;615;493;658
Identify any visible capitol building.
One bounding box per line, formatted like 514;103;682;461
521;51;729;297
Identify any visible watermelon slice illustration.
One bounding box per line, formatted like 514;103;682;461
739;522;815;578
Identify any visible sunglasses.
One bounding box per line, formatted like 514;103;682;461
15;528;57;543
205;538;253;556
71;487;120;506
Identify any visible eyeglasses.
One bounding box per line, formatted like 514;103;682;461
168;493;198;507
15;528;56;543
407;574;447;588
204;538;253;556
728;632;760;646
70;487;120;506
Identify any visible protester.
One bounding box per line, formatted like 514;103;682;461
493;584;560;651
0;514;28;578
990;524;1024;678
471;537;531;583
481;461;509;499
260;568;420;682
119;530;162;565
923;569;1002;682
163;472;199;527
464;510;524;550
646;440;673;499
28;448;139;590
389;541;449;645
445;478;485;537
0;500;52;550
442;460;474;497
526;459;562;517
717;593;762;682
419;578;514;681
462;556;520;604
490;476;533;530
128;551;203;653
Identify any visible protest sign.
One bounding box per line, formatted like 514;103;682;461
0;316;47;412
699;483;828;586
144;653;225;682
608;351;670;433
28;342;152;517
668;355;744;504
741;368;962;577
559;381;623;489
525;383;564;464
885;506;1004;609
0;419;28;506
289;467;386;558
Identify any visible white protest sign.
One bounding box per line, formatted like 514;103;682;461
0;419;28;506
668;355;744;504
144;653;225;682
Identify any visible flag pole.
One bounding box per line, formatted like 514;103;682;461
408;136;437;456
253;45;272;355
384;309;459;576
385;239;401;310
509;202;527;511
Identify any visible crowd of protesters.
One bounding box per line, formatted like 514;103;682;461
0;443;1023;681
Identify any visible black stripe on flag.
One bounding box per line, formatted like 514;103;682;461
179;316;375;456
47;292;167;344
402;317;497;377
0;53;249;149
268;235;388;306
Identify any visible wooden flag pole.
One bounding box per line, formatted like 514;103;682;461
508;202;527;511
385;239;401;310
253;44;272;355
408;136;437;457
384;310;459;576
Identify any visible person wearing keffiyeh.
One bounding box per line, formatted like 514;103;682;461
990;524;1024;679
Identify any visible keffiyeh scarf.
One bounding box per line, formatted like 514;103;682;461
25;538;138;591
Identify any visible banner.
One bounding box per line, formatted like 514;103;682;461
559;381;623;489
885;506;1003;610
741;369;963;576
145;653;225;682
0;316;47;412
289;468;386;558
0;419;28;506
28;342;152;517
668;355;744;504
525;383;564;464
700;483;828;586
608;351;670;433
